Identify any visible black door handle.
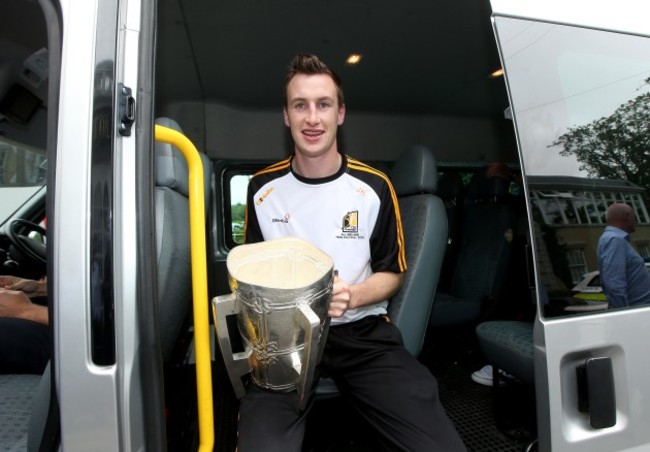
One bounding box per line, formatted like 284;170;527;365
576;356;616;429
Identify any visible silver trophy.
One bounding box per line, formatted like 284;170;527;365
212;236;334;410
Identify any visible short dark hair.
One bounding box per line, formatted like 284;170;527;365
284;54;344;107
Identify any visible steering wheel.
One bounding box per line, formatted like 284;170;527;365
6;219;47;266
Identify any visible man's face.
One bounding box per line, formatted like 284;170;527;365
283;74;345;159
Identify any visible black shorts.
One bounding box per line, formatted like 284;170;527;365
237;315;466;452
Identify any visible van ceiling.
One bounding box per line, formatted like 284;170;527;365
156;0;509;119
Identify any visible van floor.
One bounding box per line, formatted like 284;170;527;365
210;341;537;452
303;362;535;452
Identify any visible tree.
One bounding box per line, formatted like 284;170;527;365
231;202;246;224
553;77;650;198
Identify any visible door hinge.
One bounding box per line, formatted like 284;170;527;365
118;83;135;136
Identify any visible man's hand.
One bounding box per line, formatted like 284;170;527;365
0;275;23;289
0;276;45;297
328;271;404;318
0;289;49;325
329;275;352;318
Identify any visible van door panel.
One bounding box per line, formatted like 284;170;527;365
491;2;650;450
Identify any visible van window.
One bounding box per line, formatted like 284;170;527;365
229;174;250;245
0;137;46;224
495;17;650;316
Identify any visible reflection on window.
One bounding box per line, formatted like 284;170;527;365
535;191;564;225
495;16;650;316
572;191;591;223
530;183;648;226
0;138;46;223
566;248;587;284
0;139;46;186
589;274;601;288
635;198;649;223
638;243;650;259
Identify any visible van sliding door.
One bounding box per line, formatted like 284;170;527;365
55;0;152;449
491;0;650;450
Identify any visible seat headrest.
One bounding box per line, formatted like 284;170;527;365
155;117;189;197
390;145;438;196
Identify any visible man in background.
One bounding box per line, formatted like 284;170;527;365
598;203;650;308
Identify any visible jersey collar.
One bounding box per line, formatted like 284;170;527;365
290;153;348;185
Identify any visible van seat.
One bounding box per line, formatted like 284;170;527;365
429;167;515;328
476;320;534;385
0;373;42;449
435;172;466;292
154;117;212;363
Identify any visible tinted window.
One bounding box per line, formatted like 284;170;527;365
496;17;650;316
0;134;46;224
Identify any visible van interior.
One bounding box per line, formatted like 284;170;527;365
0;1;545;451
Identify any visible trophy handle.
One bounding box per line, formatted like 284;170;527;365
316;270;335;365
295;304;322;411
212;293;251;399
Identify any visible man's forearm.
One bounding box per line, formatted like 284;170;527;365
24;304;49;325
348;271;403;309
35;280;48;298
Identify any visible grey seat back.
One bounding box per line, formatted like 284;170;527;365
435;172;466;292
155;118;191;362
388;145;448;356
430;169;515;328
154;117;211;362
451;173;514;301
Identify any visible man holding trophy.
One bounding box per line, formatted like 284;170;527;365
236;54;465;451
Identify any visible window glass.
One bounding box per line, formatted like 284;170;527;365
566;248;587;284
496;17;650;316
0;137;46;223
638;243;650;259
572;191;591;224
535;192;564;225
227;173;251;246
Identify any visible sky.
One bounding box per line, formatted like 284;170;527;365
499;17;650;178
230;175;251;205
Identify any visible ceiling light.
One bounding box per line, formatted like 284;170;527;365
346;54;363;66
490;68;504;78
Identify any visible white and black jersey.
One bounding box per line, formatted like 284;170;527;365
245;154;406;325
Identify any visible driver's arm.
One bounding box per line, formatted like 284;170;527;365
0;289;49;325
0;276;47;298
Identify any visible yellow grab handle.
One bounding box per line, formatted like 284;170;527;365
154;125;214;451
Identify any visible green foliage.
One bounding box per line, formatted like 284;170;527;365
553;77;650;198
231;203;246;244
231;203;246;223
